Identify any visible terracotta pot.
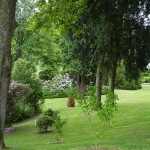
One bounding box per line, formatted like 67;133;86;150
67;97;75;107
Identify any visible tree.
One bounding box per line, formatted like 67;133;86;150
86;0;150;106
12;0;35;62
0;0;17;149
122;1;150;81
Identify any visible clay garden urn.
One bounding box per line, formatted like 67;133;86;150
67;97;75;107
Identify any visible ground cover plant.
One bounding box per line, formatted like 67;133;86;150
4;86;150;150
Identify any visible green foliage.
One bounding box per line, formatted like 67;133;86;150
11;58;44;112
26;79;44;112
115;64;126;87
39;68;55;80
11;58;36;84
67;87;77;99
142;77;150;83
77;86;96;111
97;92;118;122
43;108;59;121
75;86;118;147
12;0;35;62
117;80;141;90
6;103;35;126
53;116;67;143
116;64;142;90
36;115;54;132
14;103;35;121
6;81;33;126
36;108;67;138
141;71;150;83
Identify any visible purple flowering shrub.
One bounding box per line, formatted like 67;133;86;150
8;81;29;102
6;81;34;126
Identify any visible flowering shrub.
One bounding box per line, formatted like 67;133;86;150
42;74;73;98
6;81;31;126
8;81;29;102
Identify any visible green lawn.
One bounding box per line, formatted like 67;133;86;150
5;86;150;150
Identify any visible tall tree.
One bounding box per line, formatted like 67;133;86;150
0;0;17;149
12;0;35;62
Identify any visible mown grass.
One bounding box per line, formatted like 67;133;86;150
5;86;150;150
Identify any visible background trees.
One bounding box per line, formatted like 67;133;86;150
16;0;149;107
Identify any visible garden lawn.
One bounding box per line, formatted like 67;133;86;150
5;86;150;150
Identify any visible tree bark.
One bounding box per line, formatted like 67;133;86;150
0;0;17;149
109;62;117;93
96;60;102;108
76;72;81;92
80;75;86;97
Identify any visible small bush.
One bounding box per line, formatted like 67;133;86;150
53;116;67;143
43;108;59;120
36;115;54;132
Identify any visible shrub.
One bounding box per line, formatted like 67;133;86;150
11;58;44;112
36;115;54;132
11;58;36;84
142;77;150;83
53;116;67;143
26;79;44;112
12;103;35;122
141;71;150;83
7;81;29;102
116;80;141;90
115;64;142;90
43;108;59;120
6;81;31;126
42;74;72;98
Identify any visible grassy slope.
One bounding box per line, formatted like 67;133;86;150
5;86;150;150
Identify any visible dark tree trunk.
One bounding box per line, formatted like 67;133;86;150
0;0;17;149
76;73;86;97
80;75;86;96
109;62;117;93
96;60;102;108
76;72;81;92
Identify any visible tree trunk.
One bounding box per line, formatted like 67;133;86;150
81;75;86;97
96;60;102;108
0;0;17;149
76;72;81;92
109;62;117;93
